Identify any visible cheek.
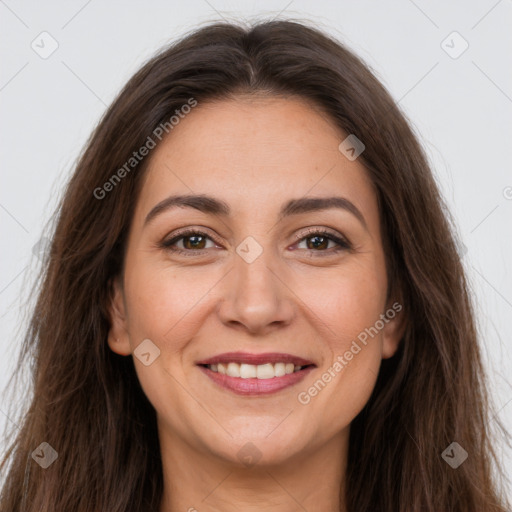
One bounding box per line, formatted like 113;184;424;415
121;263;203;421
301;260;387;352
123;257;214;344
293;261;386;426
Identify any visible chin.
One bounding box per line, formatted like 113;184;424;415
217;427;309;468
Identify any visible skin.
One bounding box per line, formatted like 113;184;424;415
108;94;404;512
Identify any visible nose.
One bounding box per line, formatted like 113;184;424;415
216;248;295;335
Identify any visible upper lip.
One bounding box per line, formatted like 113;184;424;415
196;351;316;367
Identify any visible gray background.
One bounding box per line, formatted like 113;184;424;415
1;0;511;495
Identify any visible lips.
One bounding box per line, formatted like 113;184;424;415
196;351;315;367
196;351;316;395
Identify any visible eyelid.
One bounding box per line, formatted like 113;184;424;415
292;227;352;252
161;227;221;248
292;226;346;242
161;226;352;255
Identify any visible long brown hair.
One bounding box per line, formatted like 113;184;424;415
1;19;509;511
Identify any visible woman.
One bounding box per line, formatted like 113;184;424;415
0;19;509;512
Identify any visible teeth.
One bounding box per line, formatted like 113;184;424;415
226;362;240;377
256;363;274;379
207;362;306;378
240;363;257;378
274;362;286;377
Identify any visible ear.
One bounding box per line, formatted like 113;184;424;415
107;276;132;356
381;299;406;359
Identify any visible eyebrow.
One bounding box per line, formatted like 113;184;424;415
144;194;368;231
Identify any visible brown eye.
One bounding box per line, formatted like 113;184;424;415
162;230;217;254
296;230;351;253
181;234;208;250
305;235;330;250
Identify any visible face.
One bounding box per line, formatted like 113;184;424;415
108;95;403;467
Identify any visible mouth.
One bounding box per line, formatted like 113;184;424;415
196;352;316;395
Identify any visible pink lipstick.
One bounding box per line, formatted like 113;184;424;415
197;351;316;395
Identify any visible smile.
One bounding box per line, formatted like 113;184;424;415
206;362;305;378
196;352;316;395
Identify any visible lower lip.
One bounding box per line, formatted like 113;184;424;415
198;365;315;395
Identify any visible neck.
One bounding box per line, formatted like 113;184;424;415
158;425;348;512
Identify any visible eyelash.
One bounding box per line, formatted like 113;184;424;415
160;227;352;257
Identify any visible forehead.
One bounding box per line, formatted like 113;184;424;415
135;95;377;226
